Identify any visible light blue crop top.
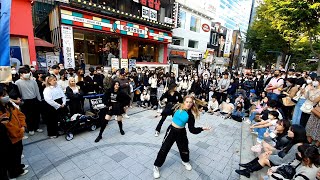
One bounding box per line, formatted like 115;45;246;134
172;110;189;127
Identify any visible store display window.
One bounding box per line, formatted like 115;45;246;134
128;40;159;63
73;29;120;66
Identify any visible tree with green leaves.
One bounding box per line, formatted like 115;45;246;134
263;0;320;73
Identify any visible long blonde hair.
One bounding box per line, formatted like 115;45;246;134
174;95;207;119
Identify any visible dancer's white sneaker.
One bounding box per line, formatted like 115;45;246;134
182;161;192;171
153;166;160;179
154;131;159;137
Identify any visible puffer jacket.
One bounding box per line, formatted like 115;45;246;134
0;104;26;144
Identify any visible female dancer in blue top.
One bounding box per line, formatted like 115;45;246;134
153;95;211;179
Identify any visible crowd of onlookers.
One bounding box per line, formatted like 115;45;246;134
1;63;320;179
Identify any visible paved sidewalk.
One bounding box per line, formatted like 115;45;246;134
18;107;242;180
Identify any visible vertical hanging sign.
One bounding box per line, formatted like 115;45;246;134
223;29;233;57
0;0;12;83
61;25;75;68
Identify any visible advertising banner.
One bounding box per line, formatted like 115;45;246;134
120;59;129;72
111;58;119;72
142;6;150;19
61;25;75;68
0;0;12;83
223;29;233;57
129;59;136;71
46;52;60;67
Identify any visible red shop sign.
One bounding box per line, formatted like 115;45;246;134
202;24;210;32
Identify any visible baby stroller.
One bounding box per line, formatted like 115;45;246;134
60;94;105;141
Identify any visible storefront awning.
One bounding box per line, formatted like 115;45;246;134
34;37;55;48
172;58;194;65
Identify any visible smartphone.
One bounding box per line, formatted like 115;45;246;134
270;132;276;138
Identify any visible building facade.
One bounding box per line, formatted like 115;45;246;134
10;0;36;68
169;0;214;67
40;0;173;69
216;0;253;36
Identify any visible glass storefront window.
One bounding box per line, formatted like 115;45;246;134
73;29;120;66
179;11;186;29
190;15;200;32
128;40;159;63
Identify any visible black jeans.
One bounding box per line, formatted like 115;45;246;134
21;98;40;131
8;140;23;178
154;125;189;167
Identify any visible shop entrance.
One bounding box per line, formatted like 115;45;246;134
73;29;120;66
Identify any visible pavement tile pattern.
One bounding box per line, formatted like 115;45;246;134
18;107;242;180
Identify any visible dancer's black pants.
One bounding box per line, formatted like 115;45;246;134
154;125;189;167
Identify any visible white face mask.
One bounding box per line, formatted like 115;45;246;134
49;70;54;74
11;70;17;75
307;79;312;84
31;68;36;71
226;99;230;103
312;81;319;87
97;70;102;74
0;96;10;104
23;73;30;79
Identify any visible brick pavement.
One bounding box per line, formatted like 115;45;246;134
18;107;242;180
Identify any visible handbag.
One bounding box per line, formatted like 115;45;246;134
273;163;301;179
311;106;320;118
282;97;296;106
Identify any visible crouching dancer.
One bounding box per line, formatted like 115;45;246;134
153;95;211;178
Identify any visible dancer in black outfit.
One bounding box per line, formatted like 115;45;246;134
95;81;130;142
154;83;183;137
153;95;211;179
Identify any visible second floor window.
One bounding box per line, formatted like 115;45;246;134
190;16;200;32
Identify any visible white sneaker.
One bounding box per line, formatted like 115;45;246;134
251;131;258;135
182;161;192;171
22;165;29;170
22;136;28;140
124;114;130;119
256;138;263;144
29;131;35;135
36;129;43;133
20;169;29;176
153;166;160;179
245;119;251;124
21;154;24;159
154;131;159;137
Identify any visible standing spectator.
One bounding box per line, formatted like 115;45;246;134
43;76;67;138
50;65;61;80
216;72;230;103
15;68;42;135
201;74;211;101
95;67;105;91
190;75;202;98
149;74;158;97
300;78;320;127
103;72;113;91
57;69;68;93
0;85;29;178
11;67;19;82
265;70;284;101
66;77;84;115
84;67;100;93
